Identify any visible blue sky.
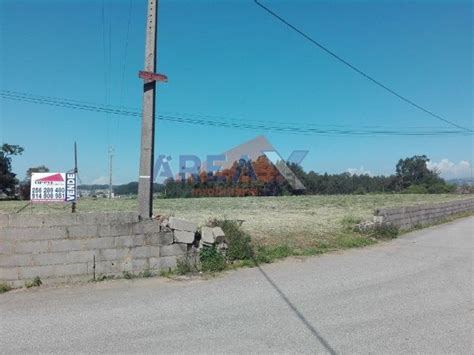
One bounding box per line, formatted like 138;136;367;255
0;0;472;184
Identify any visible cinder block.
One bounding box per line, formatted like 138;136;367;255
173;230;195;244
373;216;384;224
132;258;149;271
59;263;88;277
67;225;99;238
98;248;130;261
50;239;82;252
0;267;18;281
134;220;160;235
67;250;95;264
160;244;187;257
0;214;9;227
2;226;67;241
19;263;88;279
98;224;134;237
0;254;33;267
15;240;50;254
148;257;161;270
157;232;173;246
382;212;402;220
8;214;45;228
75;213;101;226
148;245;161;258
0;240;14;254
99;212;139;226
374;199;474;230
168;217;197;232
201;226;215;244
31;252;68;266
158;256;177;270
77;212;137;226
132;235;147;247
131;246;160;259
132;223;144;235
118;212;140;224
82;237;116;250
18;264;55;279
115;236;135;248
92;260;132;275
213;227;225;243
41;214;79;227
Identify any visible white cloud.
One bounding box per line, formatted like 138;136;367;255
347;166;372;176
91;176;109;185
427;159;472;179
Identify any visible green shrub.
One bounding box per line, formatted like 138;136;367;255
140;269;154;278
0;282;12;294
25;276;42;288
427;183;455;194
208;219;253;261
334;234;375;248
254;245;272;264
254;244;294;264
199;245;226;272
371;224;399;239
176;257;193;275
301;244;329;256
353;187;367;195
96;274;109;282
341;215;363;229
122;271;133;279
403;185;428;194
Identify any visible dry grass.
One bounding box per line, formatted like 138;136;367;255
0;194;470;247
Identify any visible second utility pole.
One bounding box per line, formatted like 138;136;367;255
108;146;114;199
138;0;158;219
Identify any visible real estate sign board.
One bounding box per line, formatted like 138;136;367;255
30;172;77;202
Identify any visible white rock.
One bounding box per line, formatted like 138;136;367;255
168;217;197;232
201;226;215;245
212;227;225;243
173;230;196;244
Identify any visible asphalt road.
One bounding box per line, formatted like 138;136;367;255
1;217;473;354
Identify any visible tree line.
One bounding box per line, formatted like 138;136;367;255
0;142;462;200
160;154;456;198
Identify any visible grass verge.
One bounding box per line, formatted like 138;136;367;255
0;282;12;294
25;276;42;288
168;218;400;274
178;212;472;274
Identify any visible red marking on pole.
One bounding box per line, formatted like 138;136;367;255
138;71;168;83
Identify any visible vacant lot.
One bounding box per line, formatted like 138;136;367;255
1;194;470;247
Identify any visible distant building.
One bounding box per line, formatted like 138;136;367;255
78;189;91;198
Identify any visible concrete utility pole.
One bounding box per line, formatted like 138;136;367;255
72;141;78;213
108;146;114;199
138;0;158;219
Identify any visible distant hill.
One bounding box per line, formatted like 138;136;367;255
78;184;108;190
78;182;164;195
447;178;473;186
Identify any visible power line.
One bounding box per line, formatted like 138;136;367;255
0;88;454;131
1;90;470;136
0;90;471;137
115;0;134;151
254;0;473;133
159;109;455;130
100;0;108;106
100;1;111;109
100;0;111;145
120;0;133;105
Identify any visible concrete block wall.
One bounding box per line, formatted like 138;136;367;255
375;198;474;230
0;212;190;287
